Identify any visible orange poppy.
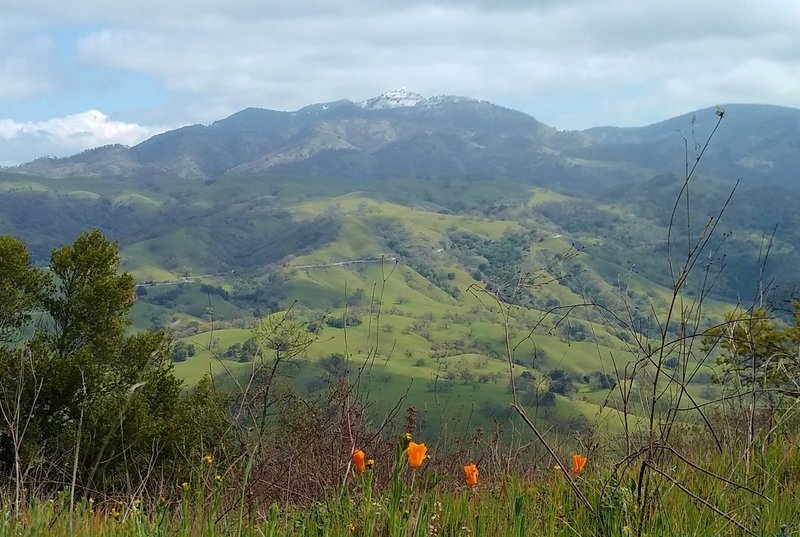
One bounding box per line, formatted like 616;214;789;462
406;442;428;469
352;449;366;473
571;454;588;475
464;464;478;486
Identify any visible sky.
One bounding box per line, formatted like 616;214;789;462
1;0;799;166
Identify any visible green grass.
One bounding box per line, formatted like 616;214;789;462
3;432;798;536
172;329;255;386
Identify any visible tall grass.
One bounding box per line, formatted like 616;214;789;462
2;430;797;536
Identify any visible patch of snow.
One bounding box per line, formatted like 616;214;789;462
358;88;426;110
425;95;477;106
357;89;479;111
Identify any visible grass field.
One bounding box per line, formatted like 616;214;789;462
4;429;797;536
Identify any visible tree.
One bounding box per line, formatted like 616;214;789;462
704;306;800;396
239;337;259;362
172;340;189;362
320;353;351;377
42;229;135;360
224;342;242;359
0;230;227;494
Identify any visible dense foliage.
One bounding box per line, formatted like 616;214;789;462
0;230;228;493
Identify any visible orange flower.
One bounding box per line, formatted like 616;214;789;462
352;449;366;473
571;454;588;475
464;464;478;486
406;442;428;469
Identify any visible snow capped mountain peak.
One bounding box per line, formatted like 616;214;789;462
357;89;479;111
358;88;426;110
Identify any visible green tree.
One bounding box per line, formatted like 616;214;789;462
705;306;800;396
42;229;135;360
0;236;46;344
172;340;189;362
0;230;228;494
239;337;259;362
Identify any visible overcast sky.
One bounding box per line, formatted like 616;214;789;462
1;0;799;165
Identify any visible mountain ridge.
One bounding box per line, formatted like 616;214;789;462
7;93;799;191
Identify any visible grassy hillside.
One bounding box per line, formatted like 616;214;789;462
159;187;725;436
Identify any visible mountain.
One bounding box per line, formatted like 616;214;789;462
4;92;800;306
580;104;800;188
10;92;799;198
10;90;555;181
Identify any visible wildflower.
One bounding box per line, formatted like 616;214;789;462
352;449;366;473
401;432;412;449
203;454;214;465
347;522;356;532
571;454;588;475
464;464;478;487
132;499;141;506
406;441;428;469
215;474;222;482
181;482;189;490
553;464;562;472
366;458;375;469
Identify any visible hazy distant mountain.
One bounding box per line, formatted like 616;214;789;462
10;91;800;191
580;104;800;188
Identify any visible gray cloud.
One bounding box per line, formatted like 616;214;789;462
1;0;800;163
74;2;798;121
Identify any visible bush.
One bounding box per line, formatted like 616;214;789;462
320;353;351;377
325;314;362;328
549;376;576;396
172;340;189;362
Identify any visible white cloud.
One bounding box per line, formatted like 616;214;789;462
3;0;800;136
0;111;163;166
